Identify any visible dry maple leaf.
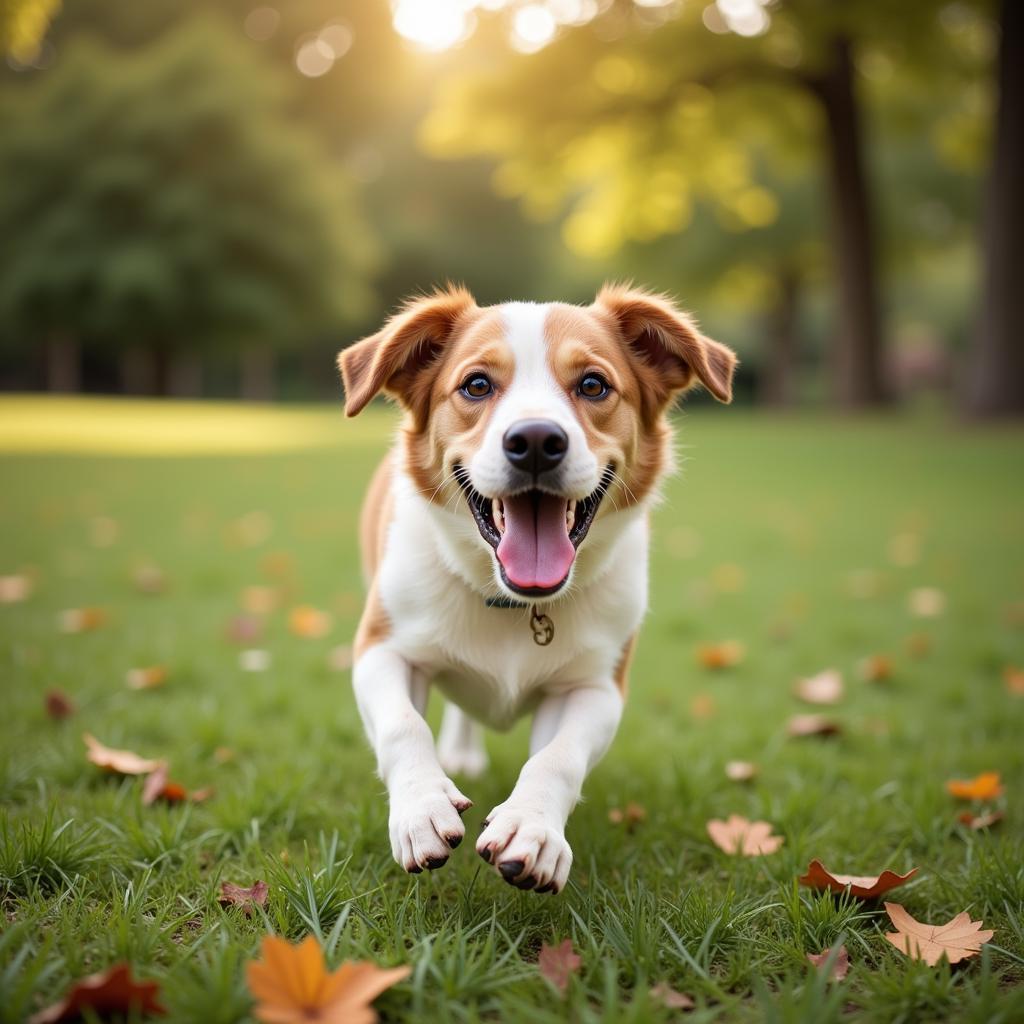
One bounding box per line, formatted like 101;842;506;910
724;760;758;782
1005;666;1024;696
27;963;166;1024
220;880;269;916
798;859;918;899
246;934;409;1024
537;939;582;993
957;810;1004;830
608;802;647;828
806;945;850;981
45;690;75;720
794;669;844;705
59;607;107;633
787;714;841;738
126;665;168;690
945;772;1003;801
707;815;783;856
84;733;161;776
288;605;332;638
649;982;695;1010
883;902;993;966
696;641;745;670
142;763;210;806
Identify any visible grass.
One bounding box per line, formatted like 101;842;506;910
1;396;1022;1022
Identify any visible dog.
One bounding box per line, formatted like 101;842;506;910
338;284;735;894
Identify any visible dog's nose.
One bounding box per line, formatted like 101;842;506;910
503;419;568;476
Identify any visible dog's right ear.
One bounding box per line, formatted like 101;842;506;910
338;285;477;417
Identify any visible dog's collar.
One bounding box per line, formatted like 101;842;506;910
484;596;555;646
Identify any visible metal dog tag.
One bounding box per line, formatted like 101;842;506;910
530;605;554;646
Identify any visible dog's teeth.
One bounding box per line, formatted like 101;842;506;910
493;498;505;534
566;500;576;531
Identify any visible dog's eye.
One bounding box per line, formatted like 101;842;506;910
460;374;493;399
577;374;609;400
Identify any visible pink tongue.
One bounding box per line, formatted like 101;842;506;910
496;492;575;590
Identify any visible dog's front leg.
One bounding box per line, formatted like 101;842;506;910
353;644;472;873
477;683;622;894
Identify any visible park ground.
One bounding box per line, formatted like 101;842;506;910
0;396;1022;1022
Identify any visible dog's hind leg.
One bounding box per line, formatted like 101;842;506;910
437;702;489;779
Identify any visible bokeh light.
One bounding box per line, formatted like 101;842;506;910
511;4;558;53
243;6;280;42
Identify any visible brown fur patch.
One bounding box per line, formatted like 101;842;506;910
613;634;637;696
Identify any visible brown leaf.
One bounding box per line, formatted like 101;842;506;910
245;934;409;1024
859;655;892;682
219;880;269;916
608;802;647;828
45;690;75;720
84;733;160;776
1003;666;1024;696
724;760;758;782
537;939;582;993
689;693;716;720
908;587;945;618
142;763;209;806
787;714;841;738
0;573;32;604
242;585;278;615
27;963;166;1024
649;982;695;1010
884;902;994;966
794;669;844;705
904;632;932;658
132;564;166;595
957;810;1004;830
798;859;918;899
806;945;850;981
706;815;783;856
288;605;332;638
945;772;1003;801
126;665;168;690
59;607;107;633
695;641;745;670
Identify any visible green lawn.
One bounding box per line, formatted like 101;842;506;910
1;397;1022;1022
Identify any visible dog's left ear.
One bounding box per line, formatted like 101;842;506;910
338;285;477;417
595;284;736;405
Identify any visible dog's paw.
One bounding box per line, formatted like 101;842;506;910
476;804;572;894
389;776;471;874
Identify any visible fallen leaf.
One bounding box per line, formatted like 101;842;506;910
945;772;1003;801
798;859;918;899
219;880;269;916
327;645;354;671
260;550;294;578
0;573;32;603
806;945;850;981
27;963;166;1024
59;607;107;633
859;655;892;682
84;733;160;776
142;763;210;806
689;693;716;720
242;585;278;615
240;649;270;672
190;786;215;802
787;714;841;738
904;632;932;658
794;669;844;705
706;815;783;856
1004;666;1024;696
957;810;1004;830
132;564;166;595
245;934;409;1024
696;641;745;670
288;605;332;638
649;982;695;1010
883;902;993;966
226;614;263;644
45;690;75;720
126;665;168;690
724;760;758;782
608;802;647;828
537;939;581;993
908;587;945;618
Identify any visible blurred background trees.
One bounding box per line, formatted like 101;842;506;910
0;0;1018;413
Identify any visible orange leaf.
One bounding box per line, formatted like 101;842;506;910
0;573;32;603
142;763;210;806
245;935;409;1024
45;689;75;720
957;810;1004;830
608;802;646;828
537;939;581;993
787;714;841;738
794;669;844;705
288;605;332;638
883;902;993;966
242;585;278;615
806;945;850;981
798;859;918;899
27;963;166;1024
945;772;1003;801
689;693;716;720
219;880;269;916
649;982;695;1010
706;815;783;856
59;607;107;633
1003;666;1024;696
724;760;758;782
696;641;745;670
84;733;160;776
859;655;892;682
126;666;168;690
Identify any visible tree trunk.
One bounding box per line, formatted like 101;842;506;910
816;34;887;407
758;268;800;406
167;351;203;398
45;332;79;392
965;0;1024;416
240;344;275;401
119;347;159;395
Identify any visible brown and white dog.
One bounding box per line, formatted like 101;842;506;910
338;284;735;894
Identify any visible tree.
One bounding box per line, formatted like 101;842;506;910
0;16;378;395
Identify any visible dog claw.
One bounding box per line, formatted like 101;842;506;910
445;833;463;849
425;855;449;870
499;860;525;882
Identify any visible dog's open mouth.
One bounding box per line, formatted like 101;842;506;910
455;464;614;597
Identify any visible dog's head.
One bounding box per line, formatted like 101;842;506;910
339;284;735;600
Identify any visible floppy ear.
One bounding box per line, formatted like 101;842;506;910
595;284;736;406
337;285;477;417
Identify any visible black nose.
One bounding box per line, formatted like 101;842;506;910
503;419;568;476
